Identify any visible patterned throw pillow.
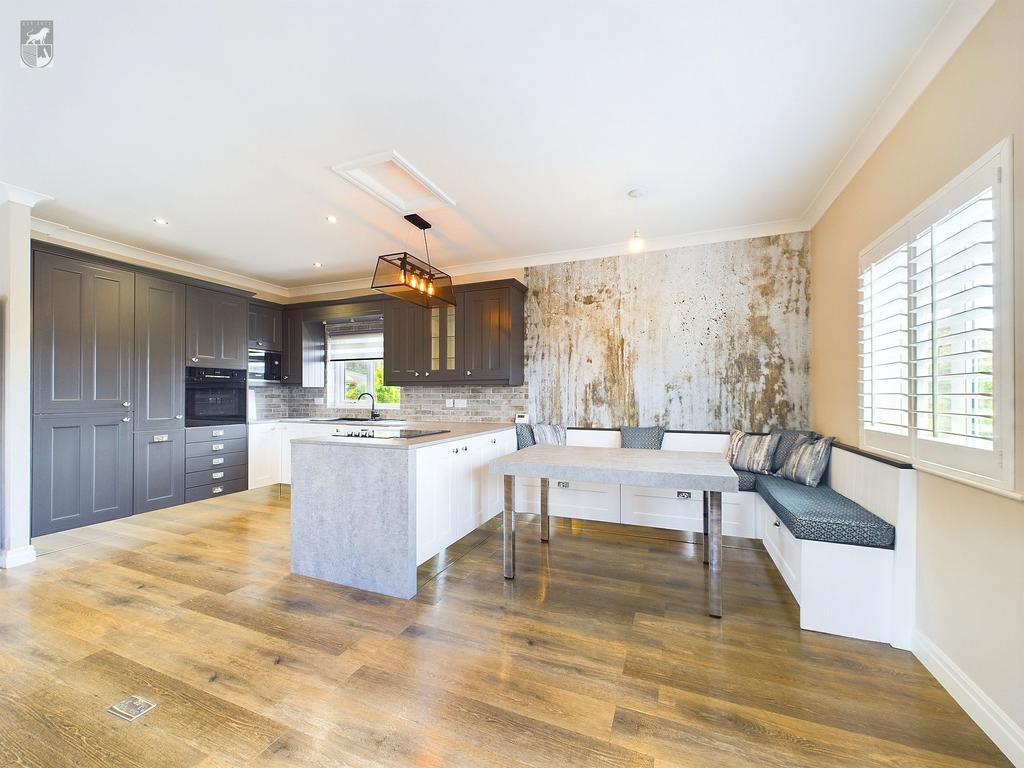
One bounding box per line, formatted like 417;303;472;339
725;429;781;474
532;424;567;445
515;423;536;450
770;427;819;472
775;436;834;487
620;426;665;450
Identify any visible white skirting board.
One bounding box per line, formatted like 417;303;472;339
913;630;1024;768
0;544;37;568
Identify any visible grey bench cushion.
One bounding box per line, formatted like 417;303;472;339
755;475;895;549
735;470;757;492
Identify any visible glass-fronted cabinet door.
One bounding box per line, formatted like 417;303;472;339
427;304;459;380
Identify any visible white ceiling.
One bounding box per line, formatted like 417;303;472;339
0;1;991;295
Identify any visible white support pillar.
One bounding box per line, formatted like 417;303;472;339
0;183;52;568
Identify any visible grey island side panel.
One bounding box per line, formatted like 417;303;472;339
290;441;417;599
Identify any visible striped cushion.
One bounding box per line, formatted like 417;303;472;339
775;436;833;487
726;430;781;474
620;426;665;450
770;428;818;472
515;423;536;450
532;424;566;445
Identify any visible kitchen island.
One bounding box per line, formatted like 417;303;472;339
289;421;517;598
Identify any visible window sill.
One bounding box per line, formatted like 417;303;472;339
326;403;401;411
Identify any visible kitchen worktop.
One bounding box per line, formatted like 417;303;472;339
275;420;515;450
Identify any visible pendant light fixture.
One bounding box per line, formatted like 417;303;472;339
627;188;645;253
371;214;456;308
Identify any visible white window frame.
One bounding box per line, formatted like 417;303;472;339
325;358;401;410
858;137;1014;493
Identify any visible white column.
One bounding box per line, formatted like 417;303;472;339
0;183;52;568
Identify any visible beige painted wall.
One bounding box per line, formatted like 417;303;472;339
811;0;1024;743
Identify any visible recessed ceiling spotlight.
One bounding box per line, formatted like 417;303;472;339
312;262;323;268
152;217;169;226
325;215;337;224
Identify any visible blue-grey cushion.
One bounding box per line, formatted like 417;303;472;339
775;435;833;487
620;426;665;450
755;475;895;549
515;423;536;450
770;428;818;472
735;470;757;492
532;424;566;445
726;430;781;474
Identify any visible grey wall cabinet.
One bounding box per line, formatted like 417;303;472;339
135;275;186;430
31;412;133;536
249;304;282;351
133;429;185;513
459;287;512;383
383;301;426;385
281;310;302;383
186;286;247;369
33;250;135;414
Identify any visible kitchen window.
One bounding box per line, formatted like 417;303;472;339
858;138;1014;491
325;327;401;408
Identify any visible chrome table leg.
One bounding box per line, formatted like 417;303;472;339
702;492;710;565
540;477;550;542
503;475;516;579
707;490;723;618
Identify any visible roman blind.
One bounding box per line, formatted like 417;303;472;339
326;330;384;361
858;140;1013;490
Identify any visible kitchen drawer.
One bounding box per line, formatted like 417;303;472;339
185;478;247;503
186;464;246;488
185;451;247;473
186;424;247;443
185;437;247;457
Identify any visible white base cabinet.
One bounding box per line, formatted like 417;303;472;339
248;422;341;489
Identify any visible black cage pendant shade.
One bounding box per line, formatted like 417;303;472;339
372;214;456;308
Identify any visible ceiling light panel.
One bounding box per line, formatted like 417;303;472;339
331;150;455;215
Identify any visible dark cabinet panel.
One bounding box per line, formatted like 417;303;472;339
33;250;135;413
133;429;185;513
281;310;302;384
249;304;282;351
460;288;511;382
186;286;247;369
31;412;133;536
135;275;186;431
383;301;427;385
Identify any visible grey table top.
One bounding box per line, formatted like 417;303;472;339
490;444;738;492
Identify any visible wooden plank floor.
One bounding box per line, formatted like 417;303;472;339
1;486;1009;767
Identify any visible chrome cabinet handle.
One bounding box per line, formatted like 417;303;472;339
211;443;224;451
211;471;224;479
212;458;224;465
212;429;224;437
153;434;168;442
212;486;224;494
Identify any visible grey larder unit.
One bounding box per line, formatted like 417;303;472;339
249;303;283;351
33;250;135;414
31;412;133;535
186;286;247;369
135;274;186;430
133;430;185;513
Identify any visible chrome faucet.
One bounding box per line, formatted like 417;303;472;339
358;392;381;420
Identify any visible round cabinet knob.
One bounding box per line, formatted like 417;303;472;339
175;414;183;419
257;341;264;346
466;370;472;376
424;371;430;377
491;439;496;444
773;520;781;527
452;448;459;454
191;357;199;363
122;401;131;407
121;416;131;422
461;445;468;452
413;371;420;377
283;375;289;380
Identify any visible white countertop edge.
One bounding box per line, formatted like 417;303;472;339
288;422;516;450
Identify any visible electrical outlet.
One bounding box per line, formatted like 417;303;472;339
445;399;455;408
454;399;467;408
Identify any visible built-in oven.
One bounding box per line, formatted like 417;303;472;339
247;349;282;383
185;367;247;427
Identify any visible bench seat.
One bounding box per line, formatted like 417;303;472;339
754;475;895;549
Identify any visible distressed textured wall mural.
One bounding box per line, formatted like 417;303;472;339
524;232;810;431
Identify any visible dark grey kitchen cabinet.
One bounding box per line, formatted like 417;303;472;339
32;249;135;414
383;300;427;385
426;304;460;381
458;284;525;385
281;310;302;383
31;412;133;536
135;274;186;431
280;310;326;387
249;303;282;351
133;429;185;513
186;286;247;369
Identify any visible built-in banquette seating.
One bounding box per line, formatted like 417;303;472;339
513;427;916;649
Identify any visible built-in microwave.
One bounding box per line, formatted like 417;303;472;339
248;349;282;383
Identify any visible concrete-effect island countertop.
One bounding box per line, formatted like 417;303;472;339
287;420;515;450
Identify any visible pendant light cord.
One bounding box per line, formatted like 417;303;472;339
422;229;432;272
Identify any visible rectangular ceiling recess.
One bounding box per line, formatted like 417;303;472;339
331;150;455;215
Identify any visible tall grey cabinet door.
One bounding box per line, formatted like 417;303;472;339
33;250;135;413
135;275;186;430
133;430;185;513
186;286;247;370
31;412;133;536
